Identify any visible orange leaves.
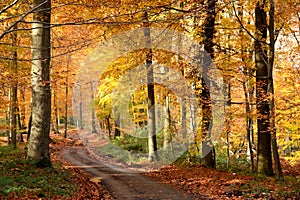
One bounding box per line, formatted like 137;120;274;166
145;162;300;199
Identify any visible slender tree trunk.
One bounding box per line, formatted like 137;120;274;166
9;24;18;149
268;0;283;180
9;83;17;149
163;94;171;150
200;0;217;168
106;117;111;138
255;0;273;176
181;69;187;139
144;12;158;161
53;85;59;134
79;100;83;130
64;54;70;138
27;0;52;166
114;115;120;138
238;2;254;171
90;81;97;133
225;80;232;169
243;70;255;171
19;87;26;129
27;107;32;140
17;106;24;142
5;98;11;144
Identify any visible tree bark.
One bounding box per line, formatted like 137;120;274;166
143;12;158;161
238;2;254;171
90;81;97;133
200;0;217;168
243;68;255;171
79;100;83;130
27;0;52;166
78;84;83;130
64;54;70;138
27;108;32;140
114;116;121;138
255;0;273;176
17;106;24;143
225;80;231;169
181;69;187;139
52;85;59;134
106;116;111;138
268;0;283;180
19;87;26;130
9;24;18;149
163;94;171;150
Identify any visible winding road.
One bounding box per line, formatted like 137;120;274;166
61;147;196;200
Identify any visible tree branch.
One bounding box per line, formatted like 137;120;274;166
0;0;48;40
0;0;18;15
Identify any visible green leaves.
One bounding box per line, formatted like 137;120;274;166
0;146;77;198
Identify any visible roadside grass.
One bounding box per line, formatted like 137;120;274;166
0;145;77;199
98;139;149;164
99;133;188;165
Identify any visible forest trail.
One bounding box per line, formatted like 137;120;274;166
59;132;200;200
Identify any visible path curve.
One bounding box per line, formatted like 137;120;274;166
61;147;196;200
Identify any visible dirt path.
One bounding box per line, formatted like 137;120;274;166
58;131;203;199
61;147;196;200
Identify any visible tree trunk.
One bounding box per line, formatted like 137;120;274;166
143;13;158;161
27;0;52;166
53;85;59;134
9;24;18;149
17;106;24;143
106;117;111;138
79;100;83;130
238;2;255;171
114;116;120;138
64;54;70;138
27;108;32;140
181;70;187;139
90;81;97;133
225;80;232;169
255;0;273;176
9;75;18;149
268;0;283;180
163;94;171;150
243;69;255;172
19;87;26;129
200;0;217;168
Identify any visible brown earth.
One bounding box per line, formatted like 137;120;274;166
57;130;200;200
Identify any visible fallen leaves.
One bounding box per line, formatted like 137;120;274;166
144;164;300;199
2;131;299;200
49;132;113;200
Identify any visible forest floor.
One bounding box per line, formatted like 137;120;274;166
1;130;300;199
55;130;300;200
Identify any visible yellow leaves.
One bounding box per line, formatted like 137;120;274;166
90;176;102;184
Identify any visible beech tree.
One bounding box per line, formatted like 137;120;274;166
200;0;218;168
27;0;52;166
1;0;297;176
9;24;18;149
144;12;159;161
255;0;273;176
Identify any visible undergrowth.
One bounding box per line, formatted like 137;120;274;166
0;145;77;199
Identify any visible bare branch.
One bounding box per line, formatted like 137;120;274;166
0;0;18;15
0;0;48;40
231;1;257;42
